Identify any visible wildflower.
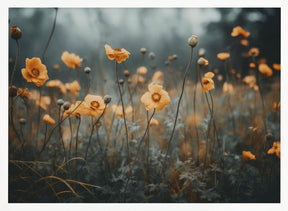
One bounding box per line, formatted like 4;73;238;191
65;80;81;96
36;96;51;111
43;114;56;125
84;67;91;74
240;39;249;46
197;57;209;66
149;118;159;127
168;56;175;61
258;64;273;77
104;95;112;104
63;102;71;110
198;48;206;57
249;63;256;69
273;63;281;71
124;70;130;77
137;66;148;75
140;48;147;54
231;26;250;38
64;101;84;117
111;105;133;118
217;52;230;61
46;79;66;94
10;25;22;40
61;51;82;69
84;94;106;115
243;75;256;88
141;83;170;111
21;57;49;87
236;73;241;79
267;141;280;158
17;88;31;98
188;35;198;47
248;47;260;57
152;71;164;85
242;151;256;161
223;82;234;93
214;68;219;74
57;99;64;106
19;118;26;125
104;44;130;63
53;64;60;70
130;74;146;85
202;72;215;92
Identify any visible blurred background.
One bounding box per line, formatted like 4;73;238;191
8;8;280;93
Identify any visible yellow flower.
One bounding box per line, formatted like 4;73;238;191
61;51;82;69
217;52;230;61
202;72;215;92
65;80;81;96
223;82;234;93
240;39;249;46
43;114;56;125
231;26;250;38
46;79;66;94
21;57;49;87
17;88;31;98
242;151;256;161
273;63;281;71
258;64;273;77
84;94;106;115
104;44;130;63
243;75;256;88
267;141;280;158
248;48;260;57
137;66;148;75
141;83;170;111
249;63;256;69
111;105;133;118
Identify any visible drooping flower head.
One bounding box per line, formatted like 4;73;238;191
104;44;130;63
231;26;250;38
267;141;280;159
61;51;82;69
242;151;256;161
141;83;170;111
202;72;215;92
21;57;49;87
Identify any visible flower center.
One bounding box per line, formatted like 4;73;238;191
114;48;121;52
152;93;161;102
90;101;100;109
31;68;40;77
203;79;210;85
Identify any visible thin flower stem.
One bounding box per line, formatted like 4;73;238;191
58;106;66;160
10;39;19;87
75;116;81;158
146;110;150;182
42;8;58;64
193;63;200;164
115;61;130;167
68;117;73;159
35;87;42;144
161;46;194;177
9;97;22;143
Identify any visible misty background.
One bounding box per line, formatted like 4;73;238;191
8;8;280;95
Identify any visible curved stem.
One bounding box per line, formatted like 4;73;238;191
42;8;58;64
115;61;130;166
161;46;194;177
68;117;73;159
146;110;150;182
10;39;19;87
193;63;200;163
75;116;81;158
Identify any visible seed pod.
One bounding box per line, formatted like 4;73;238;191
10;25;22;40
104;95;112;104
57;99;64;106
84;67;91;74
188;35;198;47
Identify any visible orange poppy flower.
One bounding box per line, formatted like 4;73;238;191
149;118;159;127
223;82;234;93
61;51;82;69
248;48;260;57
36;96;51;111
258;64;273;77
267;141;280;158
202;72;215;92
240;39;249;46
152;71;164;84
64;101;89;117
217;52;230;61
43;114;56;125
65;80;81;96
231;26;250;38
243;75;256;88
111;105;133;118
104;44;130;63
46;79;67;94
273;63;281;71
249;63;256;69
242;151;256;161
137;66;148;75
17;88;31;98
84;94;106;115
21;57;49;87
141;83;171;111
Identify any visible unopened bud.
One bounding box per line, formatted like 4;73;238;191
10;25;22;40
118;79;124;85
198;48;206;57
63;102;70;110
84;67;91;74
57;99;64;106
19;118;26;125
149;52;155;60
124;70;130;77
140;48;147;54
188;35;198;47
104;95;112;104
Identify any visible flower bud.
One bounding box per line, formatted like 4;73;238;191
172;54;178;60
188;35;198;47
197;57;209;66
118;79;124;85
57;99;64;106
198;48;206;57
149;52;155;60
140;48;147;54
63;102;71;110
104;95;112;104
124;70;130;77
84;67;91;74
19;118;26;125
10;25;22;40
